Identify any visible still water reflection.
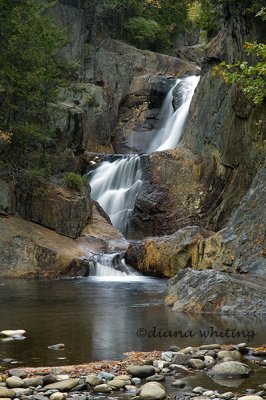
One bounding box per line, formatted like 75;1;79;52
0;277;265;367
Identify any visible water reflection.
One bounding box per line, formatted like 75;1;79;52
0;277;265;367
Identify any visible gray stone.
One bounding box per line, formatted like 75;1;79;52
172;353;191;365
42;375;58;386
127;366;156;378
13;388;33;396
209;361;251;378
0;388;16;398
116;375;131;381
97;372;115;381
93;384;112;393
261;384;266;390
200;345;221;350
221;393;234;399
203;391;215;396
109;379;126;389
238;397;263;400
50;393;66;400
43;379;79;391
217;351;242;361
132;378;141;385
139;382;166;400
23;378;43;388
85;375;103;386
161;352;173;362
125;385;137;393
6;377;24;389
171;380;186;388
188;359;205;370
153;360;167;369
8;370;28;379
204;356;215;367
146;375;165;382
193;388;205;394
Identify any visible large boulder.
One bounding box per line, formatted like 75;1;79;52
17;180;91;239
125;226;212;277
208;361;251;378
165;268;266;314
0;202;127;278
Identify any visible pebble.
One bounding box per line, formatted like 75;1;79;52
109;379;126;388
203;391;215;396
23;378;43;388
8;371;27;380
221;392;234;399
6;377;24;389
139;382;166;400
217;351;242;361
261;385;266;390
93;384;112;393
168;346;180;352
0;388;16;398
161;352;173;362
200;344;221;350
97;372;114;381
43;379;79;392
131;378;141;385
188;359;205;370
146;374;165;382
153;360;169;369
127;366;155;378
85;375;103;387
171;380;186;388
50;393;66;400
193;387;205;394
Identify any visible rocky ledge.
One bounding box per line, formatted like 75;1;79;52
1;345;266;400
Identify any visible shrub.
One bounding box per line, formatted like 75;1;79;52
63;172;87;191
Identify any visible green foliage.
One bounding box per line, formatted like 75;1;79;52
125;17;162;49
0;0;69;161
213;42;266;105
63;172;87;191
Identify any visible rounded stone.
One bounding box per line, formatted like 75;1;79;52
0;388;16;398
238;397;263;400
8;370;27;380
109;379;126;389
209;361;251;378
217;351;242;361
139;382;166;400
50;392;66;400
6;377;24;389
23;377;43;388
127;366;156;378
193;387;205;394
97;372;115;381
188;359;205;370
93;384;112;393
85;375;103;386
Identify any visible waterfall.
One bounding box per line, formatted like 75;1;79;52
89;155;142;237
87;75;200;276
88;252;140;279
148;75;200;152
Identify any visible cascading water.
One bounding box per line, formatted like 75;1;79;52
148;75;200;152
89;155;142;236
87;75;200;277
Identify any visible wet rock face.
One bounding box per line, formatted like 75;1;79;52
125;226;212;277
130;148;212;238
165;268;266;314
113;76;176;154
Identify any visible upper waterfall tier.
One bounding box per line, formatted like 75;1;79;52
148;75;200;152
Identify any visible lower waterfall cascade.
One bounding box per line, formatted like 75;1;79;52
87;75;200;276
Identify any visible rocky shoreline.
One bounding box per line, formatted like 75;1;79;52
1;345;266;400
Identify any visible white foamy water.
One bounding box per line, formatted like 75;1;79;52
148;75;200;152
89;155;142;237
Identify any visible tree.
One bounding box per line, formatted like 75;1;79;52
0;0;69;160
125;17;162;49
